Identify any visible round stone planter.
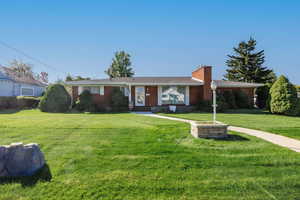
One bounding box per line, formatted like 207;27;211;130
190;121;228;139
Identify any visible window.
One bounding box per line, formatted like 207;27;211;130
120;87;129;96
90;86;104;95
21;87;34;96
161;86;185;105
82;87;91;92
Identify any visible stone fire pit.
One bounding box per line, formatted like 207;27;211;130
191;121;228;139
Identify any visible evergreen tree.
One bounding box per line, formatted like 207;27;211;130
269;75;298;116
224;38;274;83
105;51;134;78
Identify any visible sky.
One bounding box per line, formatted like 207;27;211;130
0;0;299;84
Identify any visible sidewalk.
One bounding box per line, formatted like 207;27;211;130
139;113;300;153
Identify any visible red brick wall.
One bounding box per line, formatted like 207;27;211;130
72;86;79;101
192;66;212;101
71;86;114;107
92;86;113;107
189;86;203;105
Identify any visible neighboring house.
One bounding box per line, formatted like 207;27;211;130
66;66;263;111
0;66;46;97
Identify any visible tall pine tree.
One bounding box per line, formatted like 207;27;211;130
105;51;134;78
224;38;274;83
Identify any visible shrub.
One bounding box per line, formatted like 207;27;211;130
197;100;212;112
255;85;270;109
39;84;71;113
269;75;298;116
111;87;128;111
223;91;237;109
17;96;40;108
0;97;18;109
75;90;94;112
216;93;229;112
234;90;251;108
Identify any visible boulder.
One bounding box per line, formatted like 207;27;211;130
0;142;45;177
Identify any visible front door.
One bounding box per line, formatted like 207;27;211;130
135;86;145;106
145;86;158;107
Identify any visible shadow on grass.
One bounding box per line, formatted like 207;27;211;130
212;134;249;141
0;164;52;187
0;109;21;114
223;109;269;115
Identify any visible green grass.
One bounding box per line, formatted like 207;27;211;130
1;110;300;199
162;109;300;140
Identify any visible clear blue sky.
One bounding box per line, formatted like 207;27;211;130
0;0;299;84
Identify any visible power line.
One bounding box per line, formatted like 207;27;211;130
0;40;67;75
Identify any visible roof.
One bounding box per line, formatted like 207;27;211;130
66;77;204;86
214;80;264;88
0;66;47;87
66;76;264;88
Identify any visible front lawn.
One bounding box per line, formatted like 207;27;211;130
162;109;300;140
1;110;300;199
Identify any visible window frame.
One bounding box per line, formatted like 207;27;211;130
160;85;186;105
20;87;34;96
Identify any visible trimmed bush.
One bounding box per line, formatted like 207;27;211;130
197;100;212;112
223;91;237;109
75;90;94;112
216;94;229;112
17;96;40;108
255;85;270;109
197;95;229;113
269;75;298;116
111;87;128;111
0;97;18;109
39;84;71;113
234;90;251;108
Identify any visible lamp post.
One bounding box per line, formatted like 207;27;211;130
211;81;217;124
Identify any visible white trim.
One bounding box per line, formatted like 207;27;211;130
185;86;190;106
20;87;34;96
135;86;145;106
128;84;132;103
99;86;104;95
217;85;263;88
191;77;204;83
157;86;162;106
130;82;202;86
78;86;83;95
67;82;203;86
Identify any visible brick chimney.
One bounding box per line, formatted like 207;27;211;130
192;66;212;101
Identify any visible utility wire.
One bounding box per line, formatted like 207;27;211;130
0;40;67;75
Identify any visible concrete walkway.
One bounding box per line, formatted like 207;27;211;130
138;113;300;153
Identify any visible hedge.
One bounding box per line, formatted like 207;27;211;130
75;90;94;112
0;96;40;110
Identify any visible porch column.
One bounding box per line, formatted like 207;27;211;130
185;86;190;106
128;84;134;110
128;84;131;103
157;86;162;106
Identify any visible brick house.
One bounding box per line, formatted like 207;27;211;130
66;66;263;111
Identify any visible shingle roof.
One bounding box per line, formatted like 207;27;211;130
0;66;47;87
214;80;264;88
66;77;204;86
66;77;264;88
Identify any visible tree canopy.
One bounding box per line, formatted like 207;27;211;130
8;59;48;83
65;74;91;81
224;38;275;83
105;51;134;78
